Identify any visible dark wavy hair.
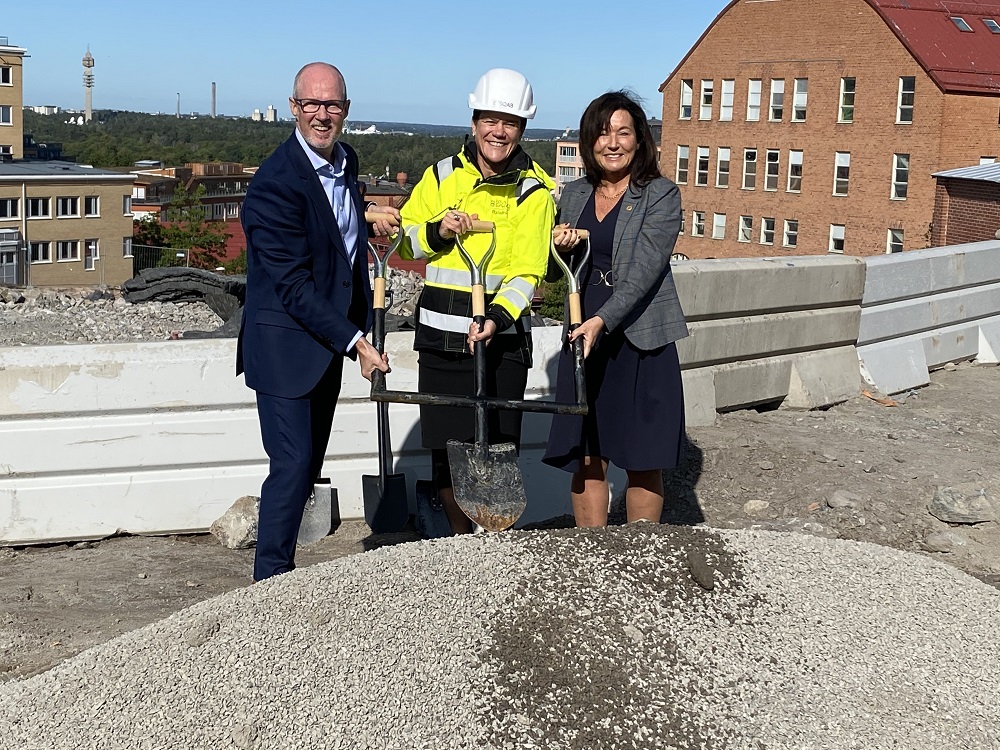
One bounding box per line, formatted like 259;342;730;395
579;90;661;187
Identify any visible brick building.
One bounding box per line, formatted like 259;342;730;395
930;162;1000;245
660;0;1000;259
0;35;27;160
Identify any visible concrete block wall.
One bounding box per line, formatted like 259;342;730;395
857;240;1000;394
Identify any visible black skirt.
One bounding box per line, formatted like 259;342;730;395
417;349;529;450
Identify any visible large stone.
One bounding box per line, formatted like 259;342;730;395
928;484;997;525
210;495;260;549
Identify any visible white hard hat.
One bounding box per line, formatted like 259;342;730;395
468;68;536;120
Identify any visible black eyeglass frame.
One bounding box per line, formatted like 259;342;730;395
291;98;350;115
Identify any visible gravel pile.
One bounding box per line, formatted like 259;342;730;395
1;525;997;749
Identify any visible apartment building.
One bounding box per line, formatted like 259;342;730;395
0;36;27;160
660;0;1000;259
0;161;136;286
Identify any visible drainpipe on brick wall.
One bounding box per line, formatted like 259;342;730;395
20;180;29;287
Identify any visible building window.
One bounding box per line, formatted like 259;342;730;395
839;78;856;123
0;145;10;156
784;220;799;248
679;80;693;119
738;215;753;242
829;224;845;253
696;146;710;186
57;196;80;217
985;18;1000;33
213;203;226;220
29;241;51;263
123;195;133;215
712;213;726;239
892;153;909;199
559;145;577;158
787;150;803;192
950;16;973;32
834;152;851;196
27;197;50;218
700;80;714;120
720;80;735;121
227;202;239;218
716;147;731;187
765;149;780;191
761;217;775;245
676;145;689;184
897;77;915;124
769;79;785;121
123;237;133;258
84;239;100;271
743;148;757;189
0;67;11;85
0;106;11;126
887;228;904;253
57;240;80;261
0;197;18;219
84;196;100;217
747;79;762;121
792;79;808;121
692;211;705;237
558;166;576;180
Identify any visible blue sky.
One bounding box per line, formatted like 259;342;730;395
4;1;729;130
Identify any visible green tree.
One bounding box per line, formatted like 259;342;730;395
132;217;168;247
163;183;230;269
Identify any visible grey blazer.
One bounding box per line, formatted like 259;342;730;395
555;176;688;350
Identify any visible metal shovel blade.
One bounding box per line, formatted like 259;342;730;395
361;473;409;534
446;439;526;531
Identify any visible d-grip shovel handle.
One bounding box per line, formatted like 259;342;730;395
549;227;591;327
365;211;404;393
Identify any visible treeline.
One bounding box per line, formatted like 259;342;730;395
23;111;558;177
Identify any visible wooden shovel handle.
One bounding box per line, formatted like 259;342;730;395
467;220;495;233
364;211;397;224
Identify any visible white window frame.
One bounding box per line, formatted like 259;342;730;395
792;78;808;122
839;77;856;123
692;211;705;238
84;239;100;271
891;153;909;200
123;195;133;216
57;240;80;261
716;147;731;188
676;145;689;184
29;241;51;264
57;196;80;217
720;79;735;121
695;146;710;186
27;197;51;218
761;217;775;245
985;18;1000;33
213;203;226;220
679;80;693;120
950;16;973;32
712;212;727;240
783;219;799;248
0;66;11;86
743;148;757;190
123;237;134;258
0;105;11;126
84;195;100;217
887;228;904;253
699;80;714;120
834;152;851;196
769;79;785;121
739;215;753;243
829;224;845;254
226;202;239;219
765;149;780;191
788;150;803;193
0;197;19;220
897;77;915;124
747;79;762;121
558;145;577;158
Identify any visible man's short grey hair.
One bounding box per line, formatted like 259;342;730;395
292;62;347;99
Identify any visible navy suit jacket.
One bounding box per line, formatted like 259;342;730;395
237;134;372;399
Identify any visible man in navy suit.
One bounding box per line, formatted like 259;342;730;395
238;62;399;581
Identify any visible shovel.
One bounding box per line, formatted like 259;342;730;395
445;221;528;532
360;212;409;534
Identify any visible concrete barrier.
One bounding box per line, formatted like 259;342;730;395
857;241;1000;393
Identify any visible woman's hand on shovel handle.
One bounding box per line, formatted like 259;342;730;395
553;223;584;251
467;318;497;352
568;316;605;359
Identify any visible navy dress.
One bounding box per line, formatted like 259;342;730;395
543;192;685;473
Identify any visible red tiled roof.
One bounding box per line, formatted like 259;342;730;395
869;0;1000;93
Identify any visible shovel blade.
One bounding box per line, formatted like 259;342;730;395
446;439;526;531
414;479;453;539
361;473;410;534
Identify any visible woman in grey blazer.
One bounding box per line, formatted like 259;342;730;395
543;90;688;527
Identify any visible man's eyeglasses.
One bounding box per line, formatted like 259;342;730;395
293;98;349;115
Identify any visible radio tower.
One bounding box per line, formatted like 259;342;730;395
82;47;95;123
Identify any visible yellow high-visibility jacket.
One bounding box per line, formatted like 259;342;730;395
401;143;555;363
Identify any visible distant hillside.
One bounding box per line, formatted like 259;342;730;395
22;110;559;175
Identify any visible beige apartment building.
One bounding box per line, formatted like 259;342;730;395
660;0;1000;259
0;35;27;159
0;162;136;286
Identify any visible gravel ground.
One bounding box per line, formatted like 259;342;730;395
0;525;996;750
